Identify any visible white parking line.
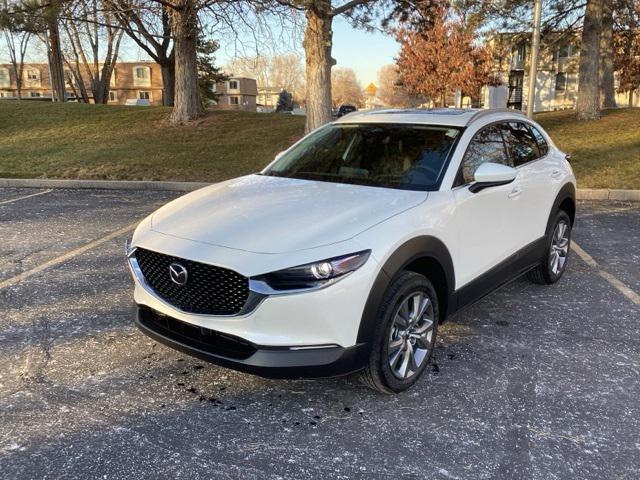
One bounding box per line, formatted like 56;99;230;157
572;241;640;306
0;221;138;291
0;189;53;206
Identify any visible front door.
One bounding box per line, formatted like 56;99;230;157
507;71;524;111
451;123;523;289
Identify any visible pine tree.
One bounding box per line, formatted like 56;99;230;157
196;36;227;106
276;89;294;112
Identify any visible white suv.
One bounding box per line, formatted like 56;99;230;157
127;108;576;393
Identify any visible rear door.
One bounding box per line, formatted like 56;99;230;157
501;122;557;243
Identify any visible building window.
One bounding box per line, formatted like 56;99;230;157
555;72;567;93
30;91;42;98
138;91;151;100
0;68;9;88
228;80;239;90
0;91;12;98
109;91;117;102
133;66;151;87
512;44;526;65
27;69;39;80
229;96;240;105
558;43;579;59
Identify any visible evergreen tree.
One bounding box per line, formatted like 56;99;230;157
196;36;227;106
276;89;294;112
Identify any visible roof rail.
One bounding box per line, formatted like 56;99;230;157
465;108;526;126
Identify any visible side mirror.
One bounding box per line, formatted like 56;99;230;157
469;162;517;193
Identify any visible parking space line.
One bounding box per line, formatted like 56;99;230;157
572;241;640;306
0;221;137;291
0;189;53;206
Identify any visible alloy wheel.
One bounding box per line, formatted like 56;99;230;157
388;292;435;380
550;220;570;276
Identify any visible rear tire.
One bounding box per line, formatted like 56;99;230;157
528;210;572;285
360;271;439;394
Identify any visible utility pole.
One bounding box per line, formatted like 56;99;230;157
526;0;542;118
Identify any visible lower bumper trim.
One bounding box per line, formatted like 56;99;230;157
134;305;369;379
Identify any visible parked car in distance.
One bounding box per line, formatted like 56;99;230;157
336;104;357;117
127;108;576;393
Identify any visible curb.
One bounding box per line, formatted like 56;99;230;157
0;178;209;192
576;188;640;201
0;178;639;201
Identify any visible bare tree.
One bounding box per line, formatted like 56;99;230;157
1;22;32;98
377;63;423;107
61;0;123;104
109;0;175;105
226;53;304;93
273;0;381;132
331;66;363;106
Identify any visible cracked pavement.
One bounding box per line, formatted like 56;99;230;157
0;188;639;479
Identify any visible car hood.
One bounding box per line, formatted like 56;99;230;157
150;174;428;254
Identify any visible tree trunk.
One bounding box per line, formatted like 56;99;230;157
630;90;635;108
47;18;66;102
161;61;175;106
303;3;335;133
168;1;202;125
576;0;604;120
599;0;616;109
15;66;22;99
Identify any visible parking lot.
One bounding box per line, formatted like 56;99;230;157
1;187;639;479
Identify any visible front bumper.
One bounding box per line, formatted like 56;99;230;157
135;305;369;378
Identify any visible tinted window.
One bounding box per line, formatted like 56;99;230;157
528;125;549;157
502;122;540;166
264;124;461;191
459;125;511;185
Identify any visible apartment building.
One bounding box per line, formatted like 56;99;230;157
212;77;257;112
489;33;640;112
256;86;282;111
0;61;164;105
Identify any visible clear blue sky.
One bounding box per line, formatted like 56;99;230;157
331;17;400;86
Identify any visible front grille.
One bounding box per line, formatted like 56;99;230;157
134;248;250;315
138;307;256;359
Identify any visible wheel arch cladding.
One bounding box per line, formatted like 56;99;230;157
356;236;455;346
547;183;576;234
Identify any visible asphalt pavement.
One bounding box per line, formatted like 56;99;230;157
1;188;638;480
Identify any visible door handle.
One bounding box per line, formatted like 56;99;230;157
508;187;522;199
551;170;562;179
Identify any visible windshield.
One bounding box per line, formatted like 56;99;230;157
263;123;461;191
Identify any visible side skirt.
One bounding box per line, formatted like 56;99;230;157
450;236;546;315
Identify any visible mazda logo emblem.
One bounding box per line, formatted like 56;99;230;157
169;263;188;286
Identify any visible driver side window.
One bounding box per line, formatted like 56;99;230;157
459;124;512;185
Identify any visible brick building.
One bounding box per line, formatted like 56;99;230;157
0;61;165;105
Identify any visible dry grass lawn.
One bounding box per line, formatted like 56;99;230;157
0;101;638;188
535;108;640;190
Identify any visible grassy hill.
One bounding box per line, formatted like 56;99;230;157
0;101;638;188
0;101;305;182
536;108;640;190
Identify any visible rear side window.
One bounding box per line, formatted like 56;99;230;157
528;125;549;157
501;122;540;166
459;125;512;185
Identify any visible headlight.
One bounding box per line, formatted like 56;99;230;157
251;250;371;292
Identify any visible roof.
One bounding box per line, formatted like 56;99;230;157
333;108;526;127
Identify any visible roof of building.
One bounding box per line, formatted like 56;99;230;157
334;108;526;127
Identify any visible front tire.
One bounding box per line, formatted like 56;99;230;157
360;271;439;393
528;210;572;284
